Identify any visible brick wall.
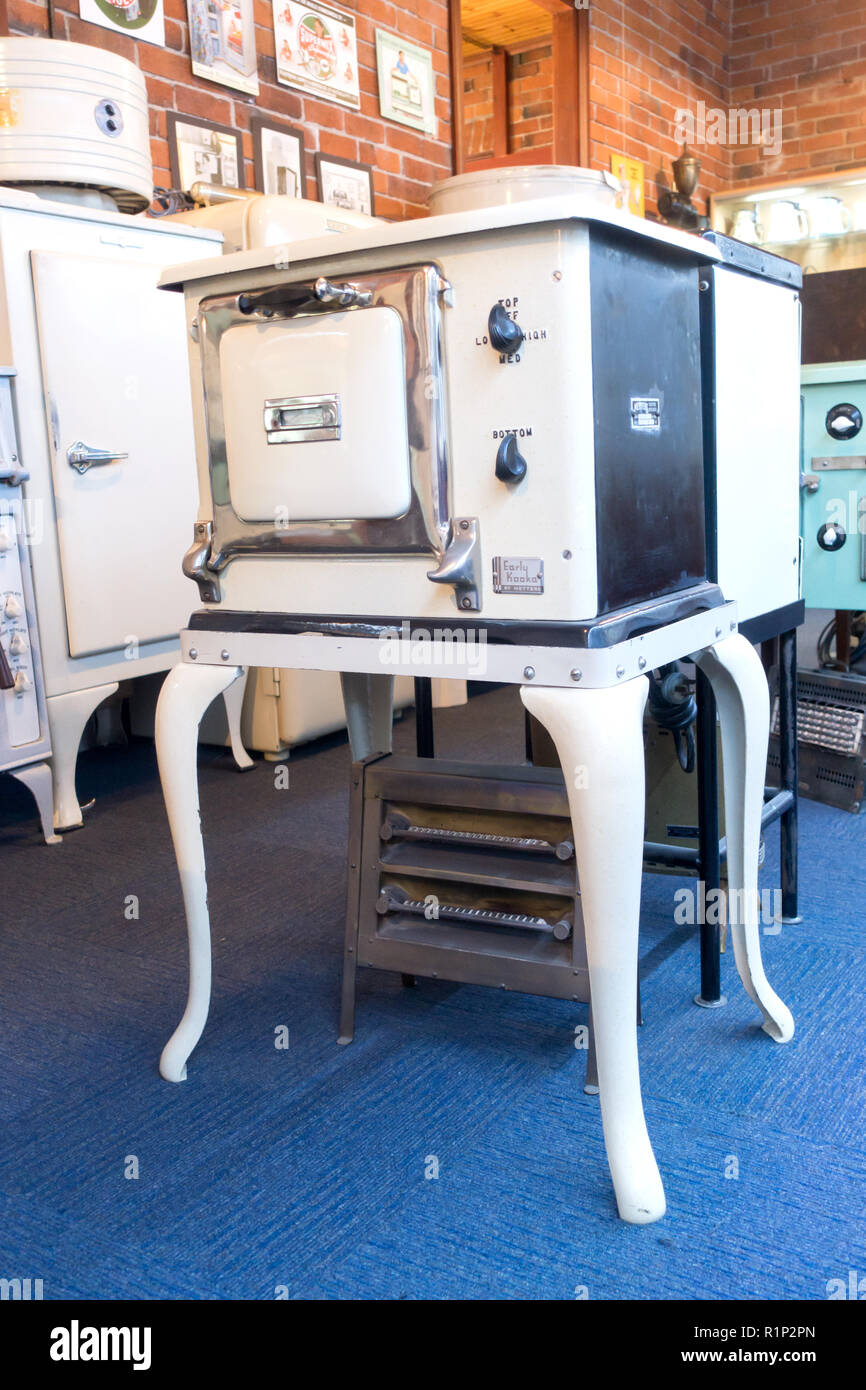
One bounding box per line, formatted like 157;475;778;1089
587;0;732;215
508;42;553;153
462;52;493;160
8;0;453;219
7;3;866;223
586;0;866;214
462;40;553;164
729;0;866;183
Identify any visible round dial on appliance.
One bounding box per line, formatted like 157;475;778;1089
817;521;847;551
4;594;23;618
13;670;30;692
0;531;13;552
9;632;28;655
488;303;525;356
825;402;863;440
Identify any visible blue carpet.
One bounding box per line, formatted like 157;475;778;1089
1;686;864;1300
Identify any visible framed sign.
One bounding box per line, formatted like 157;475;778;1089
315;152;374;216
79;0;165;46
251;115;307;198
187;0;259;97
375;30;436;136
166;112;245;193
272;1;360;110
610;154;645;218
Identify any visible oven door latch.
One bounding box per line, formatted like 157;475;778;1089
427;517;482;612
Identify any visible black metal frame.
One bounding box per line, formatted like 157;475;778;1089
420;610;801;1007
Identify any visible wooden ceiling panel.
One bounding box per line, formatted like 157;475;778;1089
461;0;553;57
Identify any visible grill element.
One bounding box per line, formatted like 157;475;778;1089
376;885;574;941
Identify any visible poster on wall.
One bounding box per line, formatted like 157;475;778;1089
610;154;645;218
166;112;245;193
187;0;259;97
272;0;360;110
79;0;165;47
375;30;436;136
315;152;374;215
251;115;306;197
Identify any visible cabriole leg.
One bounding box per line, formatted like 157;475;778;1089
9;760;61;845
46;683;119;831
521;677;665;1225
694;636;794;1043
156;661;244;1082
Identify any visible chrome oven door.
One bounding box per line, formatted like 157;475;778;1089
195;263;452;582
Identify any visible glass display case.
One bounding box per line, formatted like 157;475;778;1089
709;166;866;272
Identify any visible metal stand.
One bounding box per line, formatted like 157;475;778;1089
154;602;794;1224
413;676;434;758
777;627;801;925
645;606;802;1007
694;670;725;1008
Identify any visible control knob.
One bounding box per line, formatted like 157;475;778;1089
488;303;525;357
9;632;28;655
495;434;528;484
4;594;23;618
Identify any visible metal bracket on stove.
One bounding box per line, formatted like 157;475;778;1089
427;517;481;612
183;520;220;603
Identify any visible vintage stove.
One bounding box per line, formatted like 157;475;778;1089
801;360;866;611
167;177;718;632
154;170;796;1225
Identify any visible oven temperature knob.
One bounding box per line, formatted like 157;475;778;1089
9;631;27;655
495;434;528;484
13;670;30;692
488;304;525;356
4;594;23;618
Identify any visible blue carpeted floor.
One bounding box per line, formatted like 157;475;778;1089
1;685;864;1300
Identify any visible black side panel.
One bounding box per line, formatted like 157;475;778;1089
589;228;706;613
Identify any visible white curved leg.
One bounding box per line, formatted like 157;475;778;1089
222;666;254;770
9;761;62;844
694;636;794;1043
521;678;665;1225
46;683;119;831
340;672;394;760
156;661;243;1082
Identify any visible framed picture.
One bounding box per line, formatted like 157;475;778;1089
375;29;436;136
166;112;245;193
79;0;165;47
187;0;259;97
251;114;307;198
314;152;374;216
610;154;645;218
272;0;360;111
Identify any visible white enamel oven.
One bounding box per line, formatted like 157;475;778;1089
0;188;220;830
169;198;726;642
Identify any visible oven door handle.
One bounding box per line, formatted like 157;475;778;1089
67;441;129;475
237;277;372;317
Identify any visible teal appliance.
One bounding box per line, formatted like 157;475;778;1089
801;360;866;610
